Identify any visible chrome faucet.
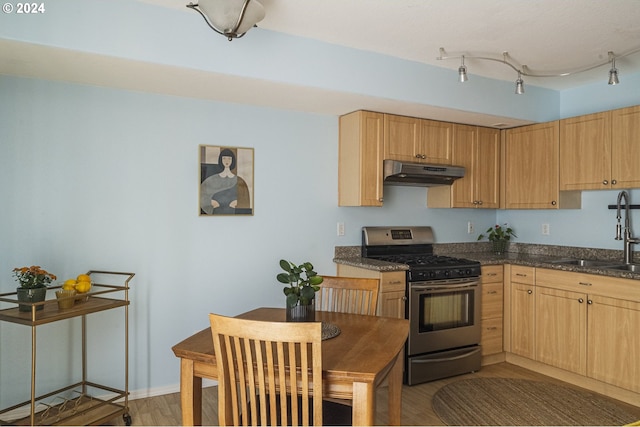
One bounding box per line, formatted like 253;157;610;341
615;190;640;264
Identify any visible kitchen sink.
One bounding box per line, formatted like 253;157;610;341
602;264;640;273
549;259;613;267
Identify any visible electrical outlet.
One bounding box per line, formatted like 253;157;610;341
337;222;345;236
542;223;550;235
467;221;474;234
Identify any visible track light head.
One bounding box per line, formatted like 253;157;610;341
458;56;468;82
515;73;525;95
608;53;619;85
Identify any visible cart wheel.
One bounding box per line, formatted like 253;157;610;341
123;413;132;426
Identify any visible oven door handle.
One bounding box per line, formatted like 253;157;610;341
411;280;479;291
411;347;481;363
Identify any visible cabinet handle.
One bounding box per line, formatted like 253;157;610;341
587;299;593;304
527;290;533;294
402;296;408;301
578;281;592;287
389;280;402;284
612;179;617;185
478;200;483;205
551;200;557;206
487;290;498;294
486;326;498;331
578;298;584;303
603;180;609;185
516;273;527;277
487;273;497;277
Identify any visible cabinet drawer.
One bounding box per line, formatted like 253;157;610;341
511;265;535;285
379;271;406;293
482;282;503;319
481;317;503;356
482;265;503;283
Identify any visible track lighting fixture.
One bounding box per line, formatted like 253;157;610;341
187;0;265;41
458;56;468;82
438;46;640;94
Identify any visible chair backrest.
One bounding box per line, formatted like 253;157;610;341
315;275;380;316
209;313;323;426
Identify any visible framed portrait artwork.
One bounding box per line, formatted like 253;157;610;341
199;145;254;216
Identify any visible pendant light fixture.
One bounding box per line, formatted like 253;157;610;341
437;46;640;94
187;0;265;41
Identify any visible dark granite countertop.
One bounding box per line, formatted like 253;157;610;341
334;243;640;281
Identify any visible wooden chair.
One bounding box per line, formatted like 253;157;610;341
209;313;324;426
315;276;380;316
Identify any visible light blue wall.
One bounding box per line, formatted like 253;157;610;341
1;0;640;403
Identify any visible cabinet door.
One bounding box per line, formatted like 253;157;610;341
587;294;640;392
535;286;587;375
339;111;384;206
419;119;452;164
383;114;420;162
611;105;640;188
378;290;406;319
504;121;560;209
450;124;476;207
560;111;612;190
475;127;500;208
510;283;535;358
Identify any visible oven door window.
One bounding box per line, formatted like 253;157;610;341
419;289;474;332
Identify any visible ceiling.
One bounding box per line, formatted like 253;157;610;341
143;0;640;90
2;1;640;128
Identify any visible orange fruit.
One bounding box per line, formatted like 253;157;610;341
75;281;91;293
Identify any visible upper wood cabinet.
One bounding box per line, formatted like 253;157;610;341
560;105;640;190
338;111;384;207
611;105;640;189
383;114;453;164
504;121;580;209
428;124;500;208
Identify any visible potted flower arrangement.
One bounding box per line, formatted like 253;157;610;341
276;259;323;322
477;224;517;254
12;265;57;312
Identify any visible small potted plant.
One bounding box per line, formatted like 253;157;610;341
12;265;57;312
477;224;517;255
277;259;323;322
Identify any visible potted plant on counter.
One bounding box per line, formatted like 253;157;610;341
477;224;517;255
12;265;57;312
277;259;323;322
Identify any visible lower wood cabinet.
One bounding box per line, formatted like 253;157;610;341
535;286;587;375
480;265;504;357
527;268;640;394
335;264;406;319
508;265;536;359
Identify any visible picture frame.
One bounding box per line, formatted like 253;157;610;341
199;145;254;216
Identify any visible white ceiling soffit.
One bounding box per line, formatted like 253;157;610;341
0;39;534;128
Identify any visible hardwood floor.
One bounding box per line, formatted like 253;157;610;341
109;362;640;426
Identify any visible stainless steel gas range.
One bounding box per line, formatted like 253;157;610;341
362;226;482;385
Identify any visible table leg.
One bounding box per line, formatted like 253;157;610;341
387;352;403;426
352;381;375;426
180;358;203;426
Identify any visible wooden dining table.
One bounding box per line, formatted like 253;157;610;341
171;307;409;426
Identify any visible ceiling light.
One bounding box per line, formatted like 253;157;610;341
515;72;525;95
187;0;265;41
608;52;619;85
458;56;468;83
437;46;640;94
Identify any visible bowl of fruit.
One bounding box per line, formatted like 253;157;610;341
61;273;92;303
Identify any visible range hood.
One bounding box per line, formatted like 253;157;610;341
383;159;465;187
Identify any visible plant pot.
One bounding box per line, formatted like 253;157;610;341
286;300;315;322
492;240;508;255
16;286;47;312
